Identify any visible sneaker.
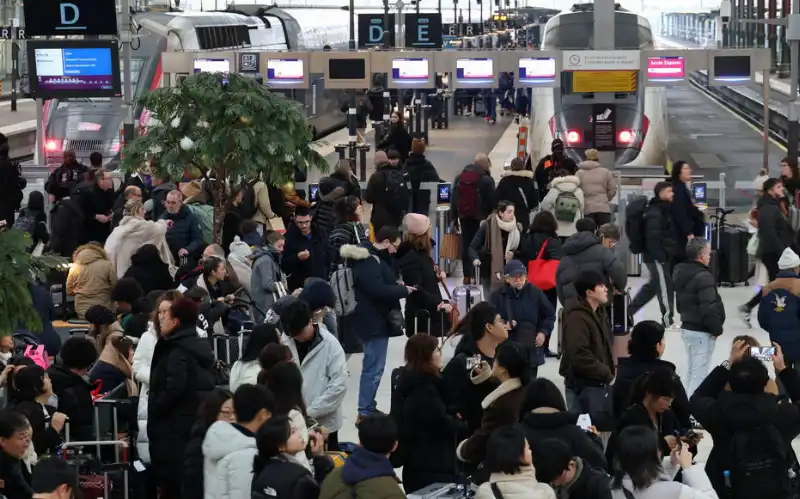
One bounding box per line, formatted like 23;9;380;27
738;305;752;328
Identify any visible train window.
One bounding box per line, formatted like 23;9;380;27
542;20;652;49
196;25;252;50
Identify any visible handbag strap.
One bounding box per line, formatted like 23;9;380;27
490;483;505;499
621;487;636;499
517;187;529;211
536;239;549;260
353;223;361;244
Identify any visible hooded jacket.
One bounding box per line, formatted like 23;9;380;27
250;246;285;322
105;216;174;278
148;182;176;220
521;409;608;473
643;198;677;264
328;222;369;274
227;238;253;294
559;298;615;388
541;175;585;237
312;182;346;235
123;244;176;295
319;447;405;499
202;422;257;499
132;325;157;464
556;232;627;304
67;243;117;318
403;153;441;216
495;170;538;232
576;160;616;215
282;325;348;432
759;271;800;361
757;194;794;258
341;243;409;342
673;261;725;336
160;205;204;261
46;362;95;442
48;196;84;258
475;465;556;499
18;191;49;251
451;164;497;221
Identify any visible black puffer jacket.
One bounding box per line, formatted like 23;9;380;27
495;170;538;232
182;422;208;499
160;206;204;261
441;335;500;433
757;194;794;258
281;224;330;291
123;245;174;295
46;362;95;442
328;221;368;274
673;260;725;336
378;122;411;160
403;153;441;215
313;180;347;235
555;232;627;304
642;198;677;263
48;197;84;258
365;163;406;231
396;243;448;336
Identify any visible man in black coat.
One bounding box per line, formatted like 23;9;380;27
78;169;116;245
45;150;89;203
281;206;330;292
532;138;578;201
148;297;216;499
629;181;678;328
160;190;204;264
46;337;98;442
757;178;795;281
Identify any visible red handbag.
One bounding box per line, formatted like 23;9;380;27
527;240;559;290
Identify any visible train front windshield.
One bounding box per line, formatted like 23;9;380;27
542;16;652;50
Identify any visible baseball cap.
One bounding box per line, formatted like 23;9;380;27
503;260;526;277
31;457;76;494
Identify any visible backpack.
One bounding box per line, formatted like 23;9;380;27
12;212;36;236
728;423;798;499
625;195;649;255
24;345;49;370
186;203;214;245
457;169;483;219
330;226;361;316
553;191;581;223
383;169;410;217
239;180;259;219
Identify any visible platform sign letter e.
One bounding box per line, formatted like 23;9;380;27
58;3;82;30
417;17;429;43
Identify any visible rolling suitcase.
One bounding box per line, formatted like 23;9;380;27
406;483;470;498
711;223;751;286
452;272;484;315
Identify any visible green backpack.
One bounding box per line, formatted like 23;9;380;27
554;191;581;223
186;203;214;244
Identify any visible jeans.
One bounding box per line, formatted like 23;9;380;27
682;329;717;396
630;261;675;325
358;336;389;416
565;387;581;413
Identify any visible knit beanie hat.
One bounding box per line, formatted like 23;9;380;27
229;236;252;259
405;213;431;235
298;279;336;312
779;247;800;270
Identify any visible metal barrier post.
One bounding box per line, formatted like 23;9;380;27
414;92;423;138
719;172;727;209
334;145;347;161
357;144;371;182
421;92;431;144
372;120;385;144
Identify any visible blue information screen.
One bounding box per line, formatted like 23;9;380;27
34;47;115;92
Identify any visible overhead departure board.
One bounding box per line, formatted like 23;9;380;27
572;70;637;93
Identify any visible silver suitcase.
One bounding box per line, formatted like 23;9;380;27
452;272;484;314
406;483;470;498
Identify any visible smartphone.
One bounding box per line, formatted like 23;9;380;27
576;413;592;431
750;346;776;361
308;183;320;202
465;354;482;371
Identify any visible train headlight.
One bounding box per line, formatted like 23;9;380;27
618;130;636;144
565;130;581;144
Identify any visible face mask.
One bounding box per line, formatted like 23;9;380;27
0;351;11;364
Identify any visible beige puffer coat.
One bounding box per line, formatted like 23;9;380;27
576;160;616;215
67;243;117;318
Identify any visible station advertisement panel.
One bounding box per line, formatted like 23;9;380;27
647;56;685;82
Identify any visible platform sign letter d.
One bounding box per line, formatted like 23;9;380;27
369;24;383;43
60;3;79;25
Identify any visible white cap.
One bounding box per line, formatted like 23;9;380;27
754;174;769;191
778;247;800;270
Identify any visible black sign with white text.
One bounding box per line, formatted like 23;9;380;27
443;23;482;37
404;13;443;49
592;104;616;151
23;0;118;36
357;14;396;48
0;27;25;39
238;53;260;74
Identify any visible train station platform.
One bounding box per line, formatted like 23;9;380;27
0;98;36;128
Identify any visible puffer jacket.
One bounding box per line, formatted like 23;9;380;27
123;244;175;296
250;247;285;322
643;198;678;264
132;325;157;464
576;160;616;215
759;271;800;361
227;238;253;294
556;232;627;304
475;466;556;499
328;222;368;274
160;205;204;261
540;176;585;237
312;182;346;235
326;170;362;199
202;422;257;499
67;243;117;318
757;194;794;258
673;261;725;337
495;170;538;232
403;153;441;215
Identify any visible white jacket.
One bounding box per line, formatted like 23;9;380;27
282;325;348;432
541;175;585;237
228;238;253;294
132;324;157;464
202;421;257;499
104;216;175;278
475;467;556;499
610;461;719;499
229;360;261;392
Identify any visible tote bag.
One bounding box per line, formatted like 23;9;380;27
527;239;559;290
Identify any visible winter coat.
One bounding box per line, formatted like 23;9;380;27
612;357;691;430
281;224;331;292
248;181;276;227
533;154;578;201
0;156;24;225
673;261;725;336
490;283;556;367
377;122;411;160
48;197;84;258
396;243;448;336
521;409;608;473
757;194;795;258
558;298;615;389
123;245;175;295
328;222;368;274
148;324;216;481
250;247;285;322
227;238;253;294
610;464;718;499
451;164;497;221
14;400;61;455
229;360;261;392
160;206;204;261
46;363;95;442
540;175;585;237
441;334;500;433
759;271;800;361
403;153;441;216
457;378;526;465
556;232;627;304
342;243;409;342
0;450;33;499
282;325;348;432
643;199;677;264
325;171;362;200
182;423;207;499
221;209;243;257
252;454;331;499
311;186;344;236
319;447;405;499
671;182;706;260
132;325;157;463
105;216;173;279
495;170;538;232
576;161;616;215
79;184;116;245
475;466;556;499
606;402;681;468
26;283;62;357
392;370;467;493
468;217;524;283
203;422;257;499
148;182;175;221
365;164;406;231
67;244;117;318
45;162;89;202
691;365;800;496
516;231;562;266
16;194;49;251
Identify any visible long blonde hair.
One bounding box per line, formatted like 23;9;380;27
123;198;144;217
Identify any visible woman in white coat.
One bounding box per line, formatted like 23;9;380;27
229;323;281;391
610;425;718;499
228;237;253;295
105;199;175;278
475;425;555;499
540;169;585;238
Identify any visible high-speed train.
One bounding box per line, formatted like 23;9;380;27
527;5;668;167
40;6;350;166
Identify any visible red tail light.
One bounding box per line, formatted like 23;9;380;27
45;139;61;152
618;130;636;144
565;130;581;144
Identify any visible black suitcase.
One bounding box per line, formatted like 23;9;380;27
711;224;751;286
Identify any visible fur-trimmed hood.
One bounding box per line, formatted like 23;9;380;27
340;243;372;261
500;169;534;179
550;175;581;192
482;378;523;409
73;243;109;265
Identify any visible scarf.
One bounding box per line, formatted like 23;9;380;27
97;333;139;397
486;216;521;290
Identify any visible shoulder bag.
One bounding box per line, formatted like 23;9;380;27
527;239;558;290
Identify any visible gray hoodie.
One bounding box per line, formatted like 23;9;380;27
202;421;257;499
555;231;627;303
250;247;285;322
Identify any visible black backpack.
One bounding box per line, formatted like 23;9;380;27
728;423;798;499
383;169;411;217
239;180;259;219
625;195;649;255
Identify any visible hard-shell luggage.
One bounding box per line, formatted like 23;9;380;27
711;223;751;286
212;328;251;365
452;272;484;315
474;98;486;117
407;483;470;498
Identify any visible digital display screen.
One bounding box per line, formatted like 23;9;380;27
194;58;230;74
329;58;366;79
518;57;556;82
267;58;304;81
392;58;429;81
647;56;685;81
456;58;493;80
714;55;751;81
693;182;707;203
437;182;451;204
32;45;119;96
